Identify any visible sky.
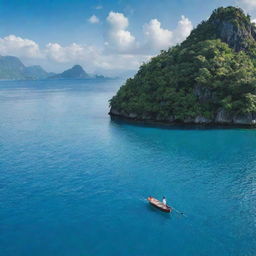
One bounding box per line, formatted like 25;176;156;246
0;0;256;75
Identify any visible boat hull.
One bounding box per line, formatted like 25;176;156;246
147;197;172;213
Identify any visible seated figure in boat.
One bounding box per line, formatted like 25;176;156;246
162;196;167;206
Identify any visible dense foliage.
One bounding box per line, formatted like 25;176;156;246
110;7;256;123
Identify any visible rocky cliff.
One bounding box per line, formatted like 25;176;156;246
109;7;256;126
184;7;256;53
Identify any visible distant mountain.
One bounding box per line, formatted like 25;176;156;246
0;56;26;80
24;65;54;80
49;65;90;79
0;55;51;80
0;56;110;81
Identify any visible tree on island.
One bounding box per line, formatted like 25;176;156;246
109;6;256;126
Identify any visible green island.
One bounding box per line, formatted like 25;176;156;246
109;6;256;126
0;57;107;80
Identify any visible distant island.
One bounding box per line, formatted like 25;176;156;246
0;56;53;80
109;7;256;126
0;56;108;80
48;64;109;80
48;65;89;79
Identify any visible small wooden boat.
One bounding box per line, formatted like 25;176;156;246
147;197;172;213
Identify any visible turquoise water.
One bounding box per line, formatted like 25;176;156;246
0;80;255;256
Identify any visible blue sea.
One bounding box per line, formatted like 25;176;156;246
0;79;255;256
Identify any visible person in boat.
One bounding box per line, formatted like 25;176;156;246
162;196;167;206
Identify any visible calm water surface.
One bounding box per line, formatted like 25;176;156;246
0;79;255;256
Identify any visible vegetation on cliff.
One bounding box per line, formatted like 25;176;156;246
110;7;256;125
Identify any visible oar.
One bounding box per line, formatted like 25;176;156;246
171;206;187;217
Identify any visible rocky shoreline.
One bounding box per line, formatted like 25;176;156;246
109;7;256;129
109;108;256;127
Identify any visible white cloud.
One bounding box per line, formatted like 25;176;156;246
97;54;152;71
143;19;173;50
88;15;100;24
104;11;192;54
143;15;193;52
174;15;193;44
0;35;42;58
105;11;136;53
239;0;256;9
45;43;86;62
0;34;146;73
0;13;191;74
44;41;148;72
0;13;193;75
